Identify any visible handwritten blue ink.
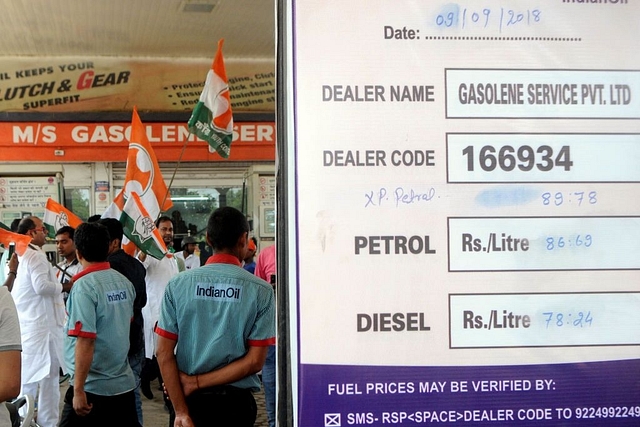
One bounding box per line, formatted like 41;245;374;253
475;186;537;208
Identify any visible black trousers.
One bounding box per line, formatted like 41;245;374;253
169;385;257;427
59;386;140;427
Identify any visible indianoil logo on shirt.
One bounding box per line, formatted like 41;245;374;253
106;289;129;304
194;283;242;303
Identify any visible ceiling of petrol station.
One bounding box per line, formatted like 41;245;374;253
0;0;277;115
0;0;275;60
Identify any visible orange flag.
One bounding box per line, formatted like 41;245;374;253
187;39;234;158
114;106;173;215
43;198;83;235
0;228;32;256
109;107;172;257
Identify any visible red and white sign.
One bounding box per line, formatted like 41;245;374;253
0;122;275;162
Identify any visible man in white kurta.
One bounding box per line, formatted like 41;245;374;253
13;217;71;427
138;216;180;399
139;216;182;359
140;254;179;358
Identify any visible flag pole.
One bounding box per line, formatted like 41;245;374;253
241;174;247;214
160;39;233;218
158;137;189;220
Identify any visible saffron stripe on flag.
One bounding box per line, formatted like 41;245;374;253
188;39;234;158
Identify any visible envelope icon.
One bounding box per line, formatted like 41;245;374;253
324;413;341;427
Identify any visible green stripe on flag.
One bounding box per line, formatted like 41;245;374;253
45;224;57;236
43;210;59;236
120;211;166;260
188;101;232;158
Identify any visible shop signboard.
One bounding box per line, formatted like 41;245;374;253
0;121;275;162
0;175;62;223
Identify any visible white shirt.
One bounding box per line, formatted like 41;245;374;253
56;257;83;302
140;254;179;357
56;257;83;284
175;251;200;270
13;245;66;383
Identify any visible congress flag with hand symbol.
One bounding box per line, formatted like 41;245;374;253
120;192;168;260
188;39;234;158
104;107;172;256
112;106;173;218
43;198;83;236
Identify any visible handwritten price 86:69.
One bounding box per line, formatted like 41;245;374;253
546;235;592;250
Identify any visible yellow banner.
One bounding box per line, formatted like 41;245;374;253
0;57;274;113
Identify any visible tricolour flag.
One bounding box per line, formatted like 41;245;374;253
0;228;32;256
120;192;168;260
43;198;83;236
188;39;234;158
108;107;173;256
113;106;173;217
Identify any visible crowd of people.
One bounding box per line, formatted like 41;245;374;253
0;206;276;427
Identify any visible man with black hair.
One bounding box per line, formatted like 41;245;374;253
9;218;20;231
138;216;180;399
59;222;138;427
55;226;83;305
55;225;82;385
55;226;82;286
86;214;102;223
97;218;147;426
13;216;69;427
157;206;275;427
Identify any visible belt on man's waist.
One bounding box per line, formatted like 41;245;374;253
195;385;250;397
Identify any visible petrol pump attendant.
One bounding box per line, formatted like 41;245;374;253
98;218;147;426
59;222;138;427
156;207;275;427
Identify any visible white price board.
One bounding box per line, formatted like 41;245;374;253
282;1;640;425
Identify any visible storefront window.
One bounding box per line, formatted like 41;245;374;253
64;188;90;221
112;185;246;238
165;186;245;238
166;186;245;264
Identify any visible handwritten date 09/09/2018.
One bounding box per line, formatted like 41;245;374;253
365;187;437;208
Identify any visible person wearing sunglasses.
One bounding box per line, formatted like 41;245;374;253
12;217;72;427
